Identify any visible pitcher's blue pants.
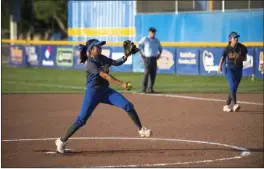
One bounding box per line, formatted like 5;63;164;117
225;67;242;105
75;87;134;127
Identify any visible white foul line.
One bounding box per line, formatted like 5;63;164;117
1;136;251;168
3;80;264;106
135;93;264;106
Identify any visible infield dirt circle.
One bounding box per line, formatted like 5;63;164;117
2;93;263;167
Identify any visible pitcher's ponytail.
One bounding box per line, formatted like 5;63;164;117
79;44;88;64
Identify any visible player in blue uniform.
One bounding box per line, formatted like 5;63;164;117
55;39;152;153
217;32;248;112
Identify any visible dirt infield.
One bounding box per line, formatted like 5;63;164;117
2;93;263;167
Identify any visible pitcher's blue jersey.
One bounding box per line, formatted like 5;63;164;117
222;43;248;68
85;55;113;88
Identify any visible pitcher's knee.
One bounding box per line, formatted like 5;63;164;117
123;102;134;112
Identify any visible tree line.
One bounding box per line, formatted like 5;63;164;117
2;0;68;40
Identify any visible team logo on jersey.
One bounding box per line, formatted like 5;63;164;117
157;49;174;69
202;50;218;73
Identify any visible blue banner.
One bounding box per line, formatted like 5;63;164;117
9;45;26;66
242;47;254;77
132;53;145;73
40;45;56;68
157;48;176;74
199;48;223;76
176;48;199;75
255;47;264;78
24;45;40;67
7;44;264;80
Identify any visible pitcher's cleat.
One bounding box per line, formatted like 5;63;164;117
55;138;66;153
233;104;241;112
223;105;232;112
138;127;152;137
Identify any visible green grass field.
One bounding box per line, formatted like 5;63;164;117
2;65;263;94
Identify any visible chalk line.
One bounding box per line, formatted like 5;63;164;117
136;93;264;106
2;136;250;168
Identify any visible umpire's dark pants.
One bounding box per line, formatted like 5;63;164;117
142;57;157;91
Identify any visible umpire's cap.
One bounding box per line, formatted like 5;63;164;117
228;32;240;41
149;27;157;32
85;39;106;52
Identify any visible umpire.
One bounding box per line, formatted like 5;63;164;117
138;27;162;93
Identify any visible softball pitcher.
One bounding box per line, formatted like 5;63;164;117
217;32;248;112
55;39;151;153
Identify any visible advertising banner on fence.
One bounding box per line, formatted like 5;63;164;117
157;48;175;74
132;53;145;73
9;45;26;66
24;45;40;67
199;48;224;76
255;47;264;78
40;45;56;67
176;48;199;75
111;47;132;72
56;47;74;68
242;47;254;77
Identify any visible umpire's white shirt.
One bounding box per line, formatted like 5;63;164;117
138;36;162;58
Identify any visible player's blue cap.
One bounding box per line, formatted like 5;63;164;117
86;39;106;53
228;32;240;41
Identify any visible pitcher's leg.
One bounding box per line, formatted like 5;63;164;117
226;68;237;103
224;67;232;105
226;93;232;105
60;88;101;142
234;68;243;94
223;68;236;112
230;68;242;105
232;68;243;111
102;88;142;129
